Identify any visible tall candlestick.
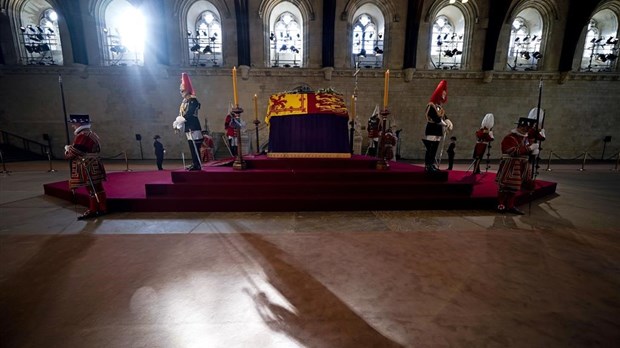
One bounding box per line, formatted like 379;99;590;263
232;66;238;106
383;69;389;109
253;94;258;121
351;95;356;119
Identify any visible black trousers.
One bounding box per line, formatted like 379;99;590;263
422;139;440;166
228;138;238;156
448;153;455;169
187;139;201;168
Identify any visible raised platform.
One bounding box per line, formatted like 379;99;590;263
43;155;557;212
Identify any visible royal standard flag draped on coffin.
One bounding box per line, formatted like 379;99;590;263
265;93;349;124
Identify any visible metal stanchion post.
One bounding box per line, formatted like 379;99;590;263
545;150;552;171
612;152;619;172
47;151;57;172
0;150;11;175
124;151;132;172
181;152;186;168
579;152;587;171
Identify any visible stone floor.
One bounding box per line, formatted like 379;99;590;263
0;160;619;347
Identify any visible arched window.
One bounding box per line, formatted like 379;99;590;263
18;1;63;65
101;0;145;66
580;11;619;72
430;8;464;70
506;9;544;71
351;9;384;69
269;3;303;68
186;2;223;67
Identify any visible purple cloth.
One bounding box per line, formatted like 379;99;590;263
268;114;350;153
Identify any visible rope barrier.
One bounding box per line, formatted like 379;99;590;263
546;149;620;162
603;151;620;161
98;151;131;171
101;152;126;160
537;149;620;172
548;151;588;161
542;151;585;172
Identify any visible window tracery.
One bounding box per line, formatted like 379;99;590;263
506;10;544;71
188;10;223;67
269;10;303;67
430;13;463;70
18;1;63;65
580;12;619;72
101;0;145;66
352;13;383;68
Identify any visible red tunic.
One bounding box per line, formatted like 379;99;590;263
200;135;215;162
473;128;494;158
495;132;532;191
476;128;494;142
367;116;381;139
65;128;107;190
225;114;236;137
381;132;397;160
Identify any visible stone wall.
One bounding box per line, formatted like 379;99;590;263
1;67;619;161
1;0;619;161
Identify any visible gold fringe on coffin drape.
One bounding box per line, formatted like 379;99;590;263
267;152;352;158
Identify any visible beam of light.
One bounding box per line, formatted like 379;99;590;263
117;6;145;54
48;10;58;22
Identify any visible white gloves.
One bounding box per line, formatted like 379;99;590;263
64;145;70;152
444;119;453;131
528;143;539;152
488;131;494;139
173;116;186;130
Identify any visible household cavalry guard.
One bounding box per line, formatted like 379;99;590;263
173;72;203;171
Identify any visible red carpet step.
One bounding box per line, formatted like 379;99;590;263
43;155;557;212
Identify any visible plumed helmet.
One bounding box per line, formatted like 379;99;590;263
481;113;494;129
527;107;544;125
69;114;90;124
371;104;380;117
430;80;448;104
180;72;195;96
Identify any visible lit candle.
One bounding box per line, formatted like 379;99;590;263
232;66;238;106
351;95;356;120
253;94;258;121
383;69;389;109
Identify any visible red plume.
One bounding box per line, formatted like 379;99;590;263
429;80;447;104
180;72;195;96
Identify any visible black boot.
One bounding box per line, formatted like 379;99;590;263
425;165;439;173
